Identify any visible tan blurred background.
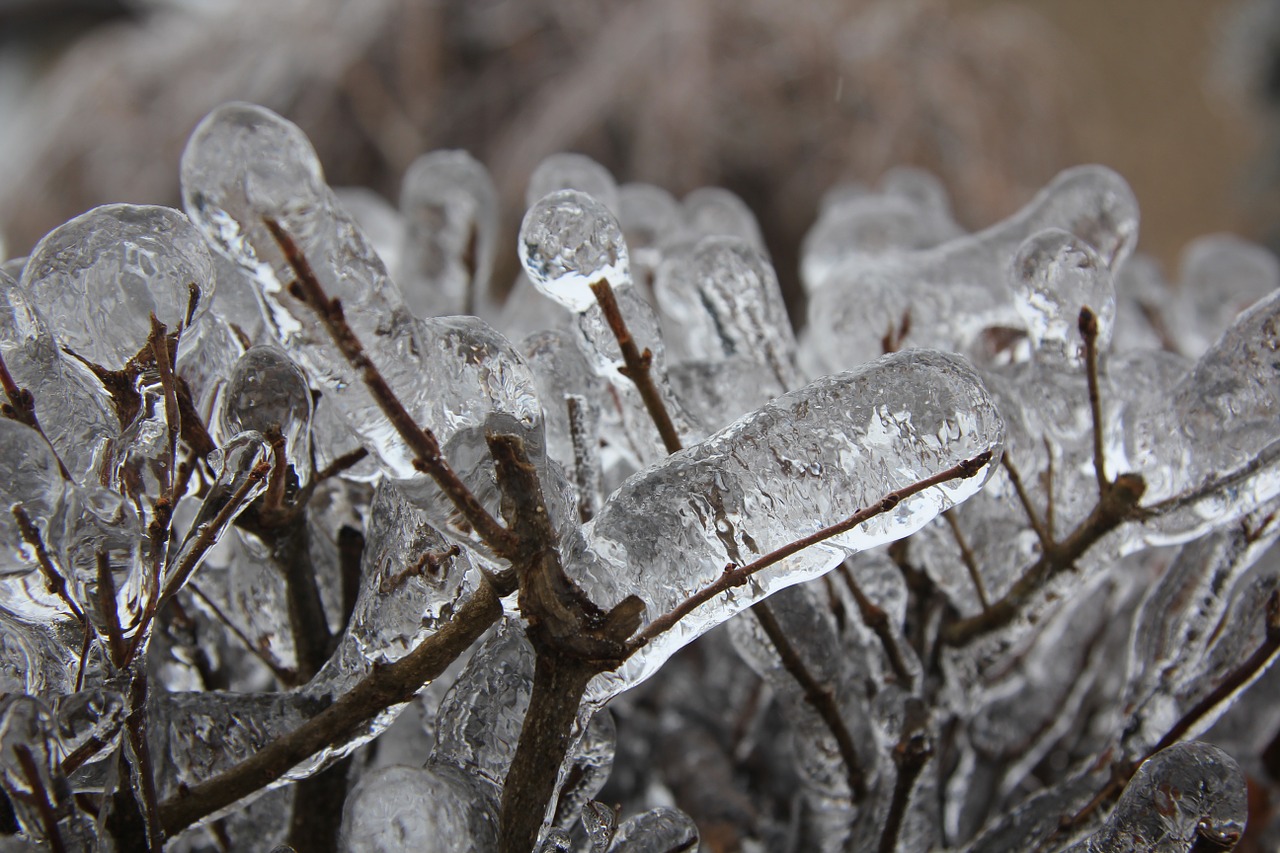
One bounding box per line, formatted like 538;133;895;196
0;0;1271;302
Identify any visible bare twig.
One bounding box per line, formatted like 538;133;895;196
588;279;682;455
835;562;913;687
878;709;931;853
942;509;991;612
1079;307;1109;494
123;669;163;851
96;551;128;670
263;218;517;559
187;583;297;686
13;744;67;853
939;472;1145;646
314;447;370;483
1001;456;1053;552
630;450;995;652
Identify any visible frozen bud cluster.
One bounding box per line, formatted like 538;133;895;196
0;99;1277;853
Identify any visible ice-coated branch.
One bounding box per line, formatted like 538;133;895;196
630;449;994;653
263;217;518;559
588;278;683;455
157;579;503;836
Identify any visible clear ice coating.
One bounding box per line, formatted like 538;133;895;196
1061;742;1246;853
605;807;699;852
20;203;215;370
1012;229;1116;363
181;103;543;482
577;348;1003;695
0;419;67;574
338;762;499;853
519;189;631;313
526;153;621;215
398;149;500;318
221;345;315;485
799;164;1138;376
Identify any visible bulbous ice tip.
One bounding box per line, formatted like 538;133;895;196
1032;165;1139;271
1012;228;1115;361
526;152;619;214
518;189;630;313
21;204;214;370
180;103;326;265
221;346;314;481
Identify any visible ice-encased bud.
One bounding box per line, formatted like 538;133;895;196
0;420;66;575
398;149;499;317
1062;742;1246;853
606;807;699;852
221;346;314;484
21;204;214;370
519;190;631;312
618;183;679;274
579;348;1004;695
1012;229;1115;362
677;187;766;253
1020;165;1139;271
526;153;620;214
338;762;499;852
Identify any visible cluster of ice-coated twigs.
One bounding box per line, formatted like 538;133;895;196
0;102;1278;852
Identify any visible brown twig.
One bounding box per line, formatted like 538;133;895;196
835;562;913;687
0;352;72;481
588;279;682;455
878;711;932;853
939;472;1145;646
12;506;84;623
1001;456;1053;553
263;217;517;558
630;450;995;652
13;744;67;853
752;602;866;798
96;551;129;670
566;394;598;523
314;447;370;483
1079;307;1109;494
187;583;297;686
157;580;503;836
942;509;991;612
123;668;163;851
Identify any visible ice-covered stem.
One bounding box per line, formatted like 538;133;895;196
486;432;643;853
588;278;683;455
13;744;66;853
1001;456;1054;551
0;352;71;481
878;706;931;853
1055;592;1280;845
157;579;503;836
836;562;914;687
122;668;162;852
263;217;517;558
939;471;1145;646
751;603;866;798
12;506;83;623
628;450;995;653
942;508;991;612
187;582;297;684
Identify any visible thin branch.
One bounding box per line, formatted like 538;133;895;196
157;461;270;608
149;315;181;503
878;716;931;853
187;583;297;686
0;352;72;481
123;669;163;851
835;562;913;687
1001;456;1053;553
942;509;991;612
629;451;995;653
13;744;67;853
566;395;598;524
314;447;370;483
1079;307;1109;493
939;473;1145;646
263;218;516;558
96;551;128;670
588;279;682;455
157;580;503;836
12;506;84;622
752;602;866;798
